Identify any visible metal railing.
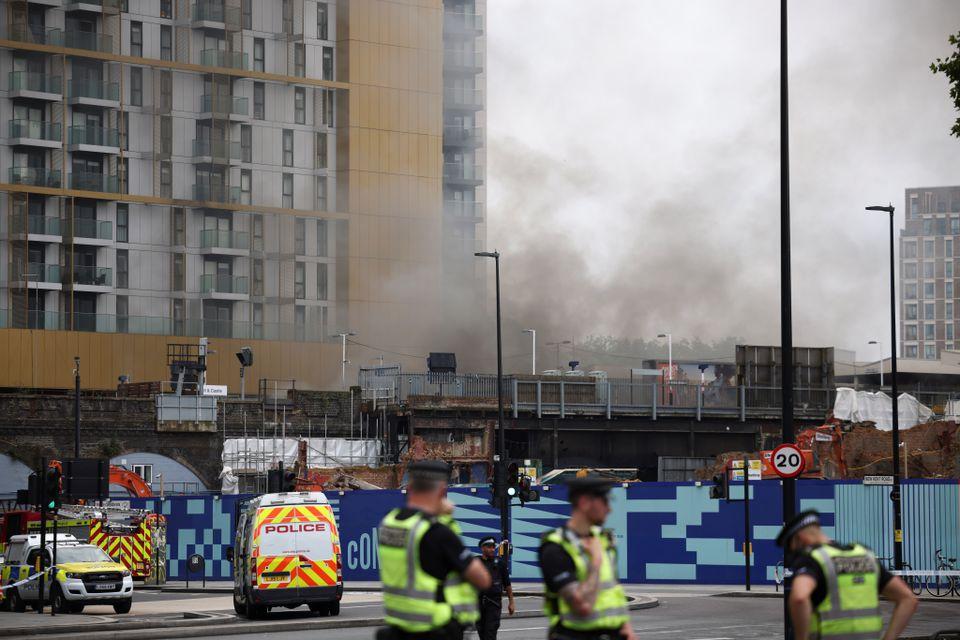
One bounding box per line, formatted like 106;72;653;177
192;138;242;161
201;49;247;69
7;25;63;46
444;200;484;218
443;125;484;145
192;1;241;24
444;50;483;70
9;167;61;187
9;71;61;94
201;94;249;116
64;31;113;53
193;184;241;203
200;229;249;250
443;163;485;181
71;265;112;286
70;218;113;240
9;119;61;141
444;11;484;34
200;273;248;294
11;214;62;236
68;79;120;101
9;261;61;284
69;172;119;193
443;87;484;108
69;125;120;147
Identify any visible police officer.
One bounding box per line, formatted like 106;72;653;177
476;536;515;640
538;476;634;640
378;461;492;640
778;509;918;640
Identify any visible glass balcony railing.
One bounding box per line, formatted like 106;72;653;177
10;215;62;236
201;49;248;70
444;200;484;219
69;172;119;193
443;125;484;145
9;167;61;188
200;94;249;116
443;163;485;182
200;274;248;295
9;119;61;141
444;12;484;34
443;87;484;108
194;184;241;203
71;218;113;240
9;71;62;94
64;31;113;53
9;262;62;284
7;25;64;46
443;50;483;70
192;139;242;161
68;79;120;101
201;229;250;250
71;265;112;286
192;2;241;23
69;125;120;147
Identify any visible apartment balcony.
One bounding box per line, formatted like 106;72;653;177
201;49;248;70
443;87;484;111
64;0;123;13
193;183;241;204
64;31;113;54
69;171;119;195
68;79;120;108
444;11;484;36
200;229;250;256
443;125;484;149
68;125;120;154
9;214;62;239
199;94;249;120
6;25;64;47
9;262;63;290
200;274;248;300
443;50;483;74
444;200;485;222
69;265;112;291
8;120;62;149
68;218;113;246
192;139;242;164
443;163;484;186
8;71;62;101
192;2;241;29
9;167;61;188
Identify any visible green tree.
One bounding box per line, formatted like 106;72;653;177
931;31;960;138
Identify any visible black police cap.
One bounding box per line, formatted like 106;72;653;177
407;460;451;482
479;536;497;547
775;509;821;547
565;475;616;502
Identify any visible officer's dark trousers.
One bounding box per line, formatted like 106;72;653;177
477;599;502;640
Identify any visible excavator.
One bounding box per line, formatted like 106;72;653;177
756;421;848;479
43;459;156;498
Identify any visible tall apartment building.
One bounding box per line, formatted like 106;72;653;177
900;185;960;360
0;0;450;390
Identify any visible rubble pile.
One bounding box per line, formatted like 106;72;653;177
842;421;959;478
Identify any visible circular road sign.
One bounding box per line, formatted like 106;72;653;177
771;443;805;478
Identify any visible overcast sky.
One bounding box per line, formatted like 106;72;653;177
484;0;960;362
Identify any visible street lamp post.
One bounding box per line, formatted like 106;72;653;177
332;332;357;389
545;340;571;370
868;340;883;387
476;251;509;543
522;329;536;375
866;203;903;570
657;333;673;380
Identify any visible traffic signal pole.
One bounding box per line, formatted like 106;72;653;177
37;458;46;615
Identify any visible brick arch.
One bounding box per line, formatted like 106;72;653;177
111;448;213;492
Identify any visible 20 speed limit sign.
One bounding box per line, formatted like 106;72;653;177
771;443;805;478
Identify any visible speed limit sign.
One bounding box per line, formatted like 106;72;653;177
771;443;805;478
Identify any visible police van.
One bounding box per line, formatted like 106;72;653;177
229;492;343;618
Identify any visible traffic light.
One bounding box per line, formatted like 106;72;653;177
506;462;519;501
709;471;727;500
27;472;41;507
282;470;297;492
518;474;540;504
44;465;62;511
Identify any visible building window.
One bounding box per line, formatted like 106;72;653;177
132;464;153;484
925;344;937;360
120;158;129;194
161;0;172;18
322;46;334;80
925;302;935;320
316;132;327;168
948;262;954;278
923;282;935;299
117;249;129;288
242;0;252;29
161;25;172;60
953;218;960;234
904;282;917;299
924;323;936;341
923;239;935;257
160;116;173;155
295;44;305;77
117;203;129;242
923;219;933;236
282;173;293;208
318;2;329;39
241;169;252;205
905;324;918;341
295;217;305;254
283;0;294;34
949;324;955;341
321;89;334;126
316;176;328;211
948;238;954;258
283;129;294;167
317;219;328;256
317;263;328;300
160;161;172;197
254;82;265;120
254;38;265;72
172;207;185;245
294;261;305;299
295;305;305;340
241;125;252;162
905;303;917;320
173;253;185;290
173;298;185;334
905;344;918;358
948;302;954;320
130;21;143;57
130;67;143;106
949;281;955;299
923;262;934;279
117;295;129;333
253;258;264;296
903;241;917;258
252;213;263;251
160;70;172;110
121;111;129;150
295;87;306;124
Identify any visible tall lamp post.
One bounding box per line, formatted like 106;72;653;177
476;251;508;543
332;331;357;389
656;333;673;380
866;203;903;570
522;329;536;375
868;340;883;387
545;340;571;370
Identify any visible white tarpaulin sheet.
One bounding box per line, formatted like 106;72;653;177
832;388;933;430
222;438;383;471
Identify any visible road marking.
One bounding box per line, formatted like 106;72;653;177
500;626;548;633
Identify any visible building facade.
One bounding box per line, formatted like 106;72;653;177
900;185;960;360
0;0;452;390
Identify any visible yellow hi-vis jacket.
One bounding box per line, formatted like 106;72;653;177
438;515;479;626
808;543;883;640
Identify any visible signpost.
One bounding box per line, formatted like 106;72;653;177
202;384;228;397
771;443;805;479
864;475;894;486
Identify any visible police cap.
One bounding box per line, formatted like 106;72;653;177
565;475;615;502
407;460;451;483
775;509;821;547
479;536;497;547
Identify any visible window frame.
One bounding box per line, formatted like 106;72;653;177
130;21;143;58
282;173;293;208
254;38;265;72
130;67;143;106
283;129;294;167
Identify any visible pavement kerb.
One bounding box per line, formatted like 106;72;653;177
3;596;658;640
710;590;959;604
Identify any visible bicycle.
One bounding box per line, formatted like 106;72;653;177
878;556;923;596
926;549;958;598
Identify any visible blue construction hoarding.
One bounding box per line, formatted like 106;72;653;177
133;479;959;584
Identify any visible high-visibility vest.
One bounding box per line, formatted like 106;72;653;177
808;543;883;640
439;515;479;626
378;508;452;633
540;526;629;633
